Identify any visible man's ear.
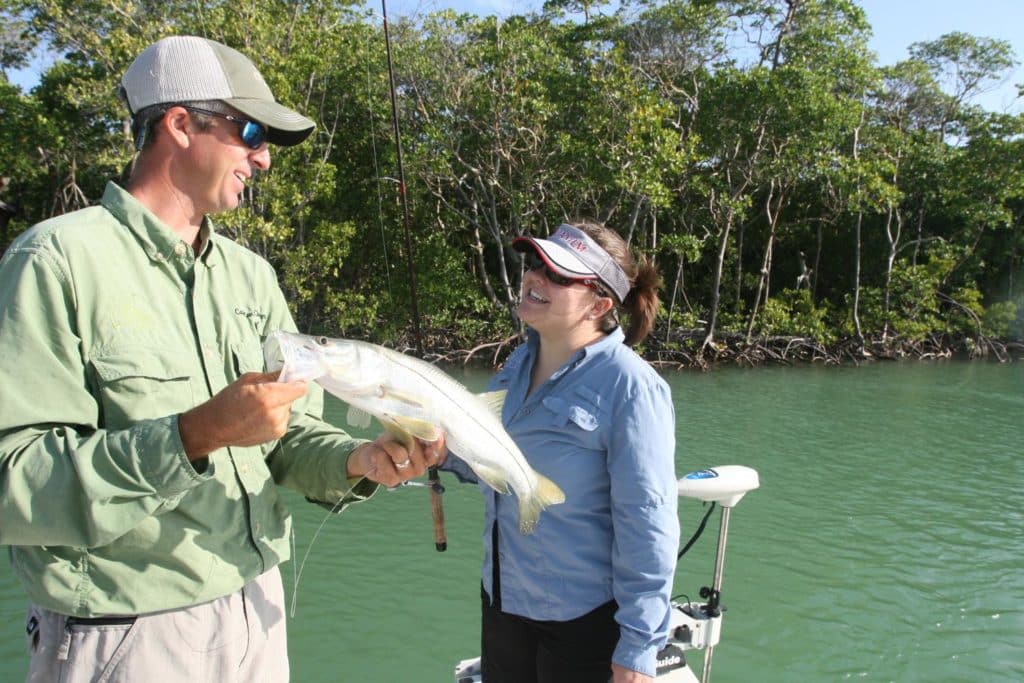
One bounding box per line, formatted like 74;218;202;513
159;106;193;149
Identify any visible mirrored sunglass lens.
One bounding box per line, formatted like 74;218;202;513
240;121;266;148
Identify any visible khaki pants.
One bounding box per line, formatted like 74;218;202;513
25;567;289;683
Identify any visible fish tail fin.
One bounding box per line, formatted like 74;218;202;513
517;474;566;534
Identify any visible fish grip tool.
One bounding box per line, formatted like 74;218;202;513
428;467;447;551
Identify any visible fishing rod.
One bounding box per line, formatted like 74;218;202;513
381;0;446;552
381;0;424;357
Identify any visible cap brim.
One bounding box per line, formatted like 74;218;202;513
512;236;597;279
227;98;315;147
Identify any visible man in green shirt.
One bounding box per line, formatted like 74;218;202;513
0;36;442;681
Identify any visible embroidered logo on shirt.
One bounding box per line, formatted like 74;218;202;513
235;306;268;327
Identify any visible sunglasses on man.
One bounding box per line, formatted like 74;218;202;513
180;106;268;150
525;252;606;295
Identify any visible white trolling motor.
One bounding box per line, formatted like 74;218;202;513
454;465;760;683
656;465;760;683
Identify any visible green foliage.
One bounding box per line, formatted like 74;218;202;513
863;262;945;341
982;299;1021;339
0;78;49;235
944;286;986;336
662;307;703;332
3;0;1022;357
753;289;836;344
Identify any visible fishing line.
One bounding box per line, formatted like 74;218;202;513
289;473;369;618
288;470;427;617
365;23;394;299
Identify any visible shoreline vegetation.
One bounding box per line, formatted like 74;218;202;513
3;2;1023;362
408;325;1024;370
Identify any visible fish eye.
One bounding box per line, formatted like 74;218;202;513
316;336;328;345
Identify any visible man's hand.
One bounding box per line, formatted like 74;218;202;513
178;371;307;460
346;431;447;488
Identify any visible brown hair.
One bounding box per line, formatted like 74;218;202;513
570;220;661;346
130;100;224;152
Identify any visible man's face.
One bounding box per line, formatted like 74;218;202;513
180;108;271;216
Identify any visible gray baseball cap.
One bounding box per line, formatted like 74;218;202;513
121;36;315;147
513;224;631;303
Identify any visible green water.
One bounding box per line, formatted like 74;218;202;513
1;361;1021;682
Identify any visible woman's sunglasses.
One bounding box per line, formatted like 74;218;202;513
525;253;605;294
180;106;268;150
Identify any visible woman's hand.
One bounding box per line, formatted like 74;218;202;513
611;663;653;683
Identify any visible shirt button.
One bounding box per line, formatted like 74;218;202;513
174;243;187;257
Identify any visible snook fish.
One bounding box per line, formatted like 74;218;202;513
264;330;565;533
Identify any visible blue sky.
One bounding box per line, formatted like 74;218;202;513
389;0;1024;112
9;0;1024;112
857;0;1024;112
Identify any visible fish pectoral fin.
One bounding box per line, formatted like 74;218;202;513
477;390;507;418
383;414;442;444
347;405;373;430
472;463;512;496
517;473;565;535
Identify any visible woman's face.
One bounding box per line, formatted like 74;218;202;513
517;261;604;337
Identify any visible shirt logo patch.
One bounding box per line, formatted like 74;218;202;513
235;306;268;326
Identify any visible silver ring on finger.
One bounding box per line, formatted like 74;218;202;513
395;458;411;470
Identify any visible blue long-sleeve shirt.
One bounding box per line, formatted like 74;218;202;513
446;327;679;677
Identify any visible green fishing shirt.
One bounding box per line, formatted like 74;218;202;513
0;182;375;617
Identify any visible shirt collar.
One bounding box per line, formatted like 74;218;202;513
524;326;625;365
101;181;219;266
196;216;217;263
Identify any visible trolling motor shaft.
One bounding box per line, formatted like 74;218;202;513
659;466;760;683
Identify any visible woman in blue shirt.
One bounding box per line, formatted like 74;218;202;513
446;221;679;682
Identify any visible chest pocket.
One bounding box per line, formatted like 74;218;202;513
91;347;196;428
541;385;605;450
231;338;266;375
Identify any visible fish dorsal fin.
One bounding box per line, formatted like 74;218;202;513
477;390;507;418
347;405;373;430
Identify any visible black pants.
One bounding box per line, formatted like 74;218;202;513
481;595;619;683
